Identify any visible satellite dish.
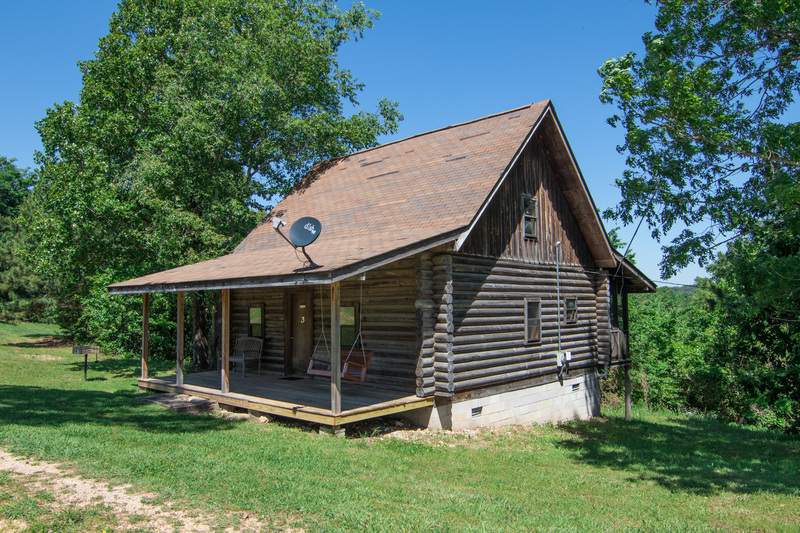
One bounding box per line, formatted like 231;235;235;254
289;216;322;247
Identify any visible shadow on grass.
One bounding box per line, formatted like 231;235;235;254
557;414;800;496
65;357;176;379
0;384;239;434
5;335;72;349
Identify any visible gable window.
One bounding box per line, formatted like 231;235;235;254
523;195;538;240
564;297;578;324
249;307;262;338
525;299;541;343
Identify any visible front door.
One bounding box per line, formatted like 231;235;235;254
286;291;313;375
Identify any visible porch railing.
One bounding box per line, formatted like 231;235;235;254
610;327;629;362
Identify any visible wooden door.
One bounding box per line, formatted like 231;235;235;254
286;291;313;375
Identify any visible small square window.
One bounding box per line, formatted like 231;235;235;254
523;196;538;240
525;299;541;343
340;305;356;347
564;298;578;324
249;307;262;338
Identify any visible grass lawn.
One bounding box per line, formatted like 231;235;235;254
1;322;798;532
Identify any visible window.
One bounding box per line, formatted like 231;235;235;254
523;195;538;240
564;297;578;324
340;305;356;347
525;299;541;343
248;307;262;338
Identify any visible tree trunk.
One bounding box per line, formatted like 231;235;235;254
191;294;211;371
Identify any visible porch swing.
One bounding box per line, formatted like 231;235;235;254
306;278;374;382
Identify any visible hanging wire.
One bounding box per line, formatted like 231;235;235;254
311;283;329;359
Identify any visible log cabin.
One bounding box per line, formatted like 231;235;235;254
109;101;655;433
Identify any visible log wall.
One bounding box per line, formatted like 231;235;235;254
230;288;285;372
460;138;594;267
433;253;600;396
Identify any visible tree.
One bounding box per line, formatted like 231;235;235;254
598;0;799;277
27;0;401;357
0;158;48;322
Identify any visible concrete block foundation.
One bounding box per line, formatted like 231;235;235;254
402;373;601;430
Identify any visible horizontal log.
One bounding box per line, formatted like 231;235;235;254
432;254;452;266
416;376;435;387
448;334;599;354
415;298;435;310
450;367;551;392
451;357;555;377
452;349;596;373
417;308;435;320
434;293;453;305
416;386;436;397
416;279;434;291
433;332;453;343
435;322;454;334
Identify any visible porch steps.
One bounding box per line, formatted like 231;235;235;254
137;393;219;415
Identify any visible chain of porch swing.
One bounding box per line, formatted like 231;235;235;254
310;275;365;364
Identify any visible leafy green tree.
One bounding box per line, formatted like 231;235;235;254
702;240;799;432
621;287;716;411
0;158;49;322
27;0;401;357
599;0;799;277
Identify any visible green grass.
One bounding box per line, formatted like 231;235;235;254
1;322;799;532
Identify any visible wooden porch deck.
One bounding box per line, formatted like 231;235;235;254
138;371;433;427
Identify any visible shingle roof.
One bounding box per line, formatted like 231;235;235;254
109;102;555;293
109;101;656;294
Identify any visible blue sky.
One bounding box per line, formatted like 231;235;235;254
0;0;708;285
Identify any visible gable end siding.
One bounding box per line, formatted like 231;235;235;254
460;138;594;267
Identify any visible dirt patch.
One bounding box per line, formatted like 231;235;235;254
0;449;300;532
20;353;64;362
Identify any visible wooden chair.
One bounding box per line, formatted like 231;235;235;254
229;337;264;376
307;349;373;382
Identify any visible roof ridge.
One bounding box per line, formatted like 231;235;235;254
342;101;550;160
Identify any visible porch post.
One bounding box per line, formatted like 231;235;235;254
330;282;341;416
176;291;185;386
622;289;630;339
622;288;632;420
141;293;150;379
221;288;230;394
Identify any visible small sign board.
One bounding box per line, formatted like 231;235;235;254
289;216;322;247
72;346;100;355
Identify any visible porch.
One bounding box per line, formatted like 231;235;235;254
138;370;433;427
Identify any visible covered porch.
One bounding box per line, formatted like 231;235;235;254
135;274;430;432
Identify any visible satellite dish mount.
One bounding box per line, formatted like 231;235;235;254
272;216;322;269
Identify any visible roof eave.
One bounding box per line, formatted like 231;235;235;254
108;230;462;295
